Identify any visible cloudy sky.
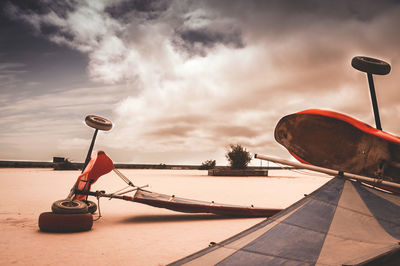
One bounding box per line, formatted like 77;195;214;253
1;0;400;166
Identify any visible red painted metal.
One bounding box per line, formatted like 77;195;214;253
75;151;114;201
297;109;400;144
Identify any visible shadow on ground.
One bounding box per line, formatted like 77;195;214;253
119;214;259;224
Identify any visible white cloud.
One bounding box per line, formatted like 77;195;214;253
3;0;400;165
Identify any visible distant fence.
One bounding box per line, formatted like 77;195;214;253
0;161;54;168
0;161;202;169
0;160;300;170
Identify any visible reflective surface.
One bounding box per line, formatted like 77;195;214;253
0;168;328;265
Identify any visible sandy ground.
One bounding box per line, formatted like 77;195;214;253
0;168;329;266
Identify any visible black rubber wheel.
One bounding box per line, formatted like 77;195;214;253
52;199;89;214
38;212;93;233
85;115;112;131
85;200;98;214
351;56;391;75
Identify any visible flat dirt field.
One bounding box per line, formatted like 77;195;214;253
0;168;328;265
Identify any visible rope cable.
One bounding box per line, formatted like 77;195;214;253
275;162;331;178
93;194;102;221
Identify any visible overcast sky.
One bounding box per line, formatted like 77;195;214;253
1;0;400;166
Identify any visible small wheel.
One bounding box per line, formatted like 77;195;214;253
85;200;98;214
85;115;112;131
52;199;89;214
351;56;391;75
38;212;93;232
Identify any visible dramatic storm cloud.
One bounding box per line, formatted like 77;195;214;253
1;0;400;165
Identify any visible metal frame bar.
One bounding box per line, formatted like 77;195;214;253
82;129;98;173
254;154;400;190
75;185;149;202
367;73;382;130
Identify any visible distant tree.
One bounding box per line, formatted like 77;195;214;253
199;160;216;170
226;144;252;169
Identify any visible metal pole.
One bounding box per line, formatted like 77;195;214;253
367;73;382;130
254;154;400;190
82;129;98;173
